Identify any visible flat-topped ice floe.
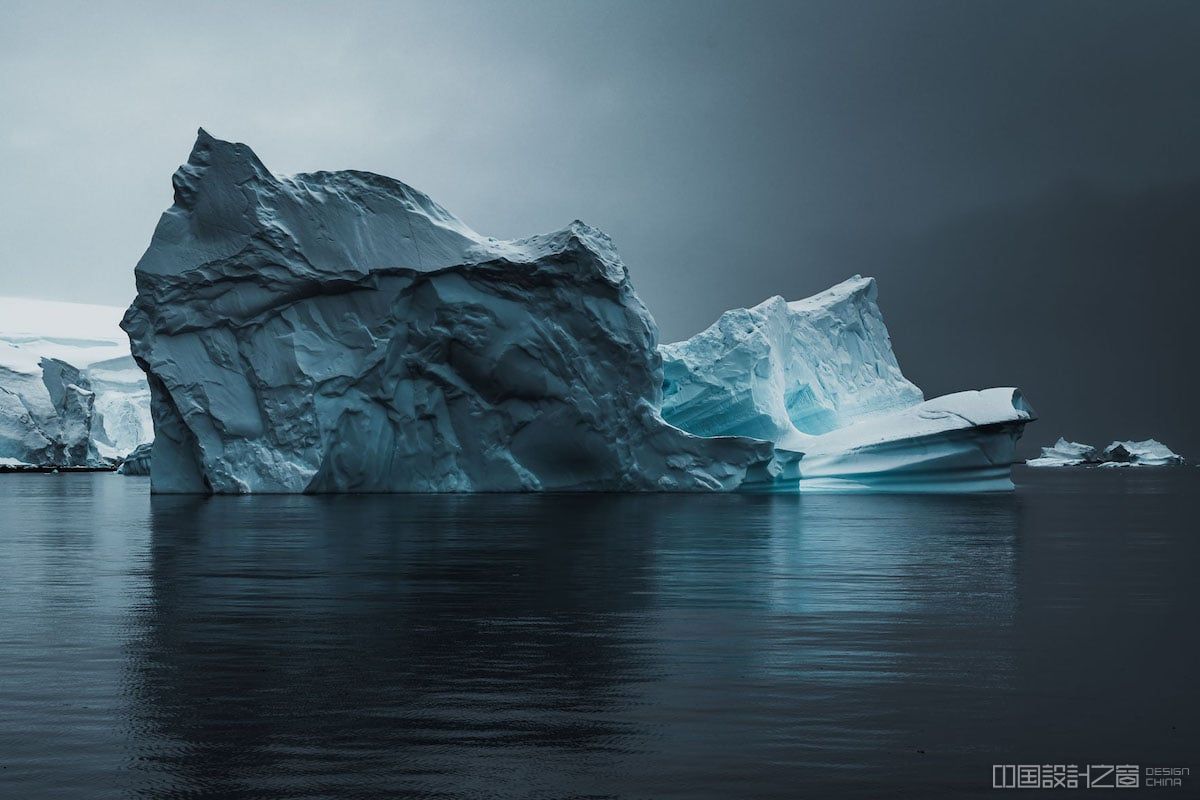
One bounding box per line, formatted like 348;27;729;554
125;131;1033;494
780;388;1034;492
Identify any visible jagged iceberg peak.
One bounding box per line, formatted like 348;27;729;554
135;129;627;286
660;275;924;448
139;128;476;278
125;131;771;493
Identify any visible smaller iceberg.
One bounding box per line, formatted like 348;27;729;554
1027;437;1184;467
1097;439;1184;467
661;276;1035;492
1026;437;1099;467
117;442;153;476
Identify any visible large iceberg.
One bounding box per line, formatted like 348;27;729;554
124;131;1033;494
660;278;1035;492
0;296;152;467
123;131;774;493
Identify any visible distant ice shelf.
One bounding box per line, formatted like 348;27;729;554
0;296;152;468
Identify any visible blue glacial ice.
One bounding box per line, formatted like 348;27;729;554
123;131;1033;494
660;278;924;448
661;277;1035;492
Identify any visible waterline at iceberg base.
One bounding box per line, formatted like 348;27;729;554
124;131;1033;495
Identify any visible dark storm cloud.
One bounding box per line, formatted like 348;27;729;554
1;0;1197;453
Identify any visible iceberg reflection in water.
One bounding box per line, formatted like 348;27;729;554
0;469;1196;798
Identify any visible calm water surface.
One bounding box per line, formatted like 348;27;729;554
0;469;1196;798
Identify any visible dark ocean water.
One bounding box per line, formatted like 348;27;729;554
0;468;1195;799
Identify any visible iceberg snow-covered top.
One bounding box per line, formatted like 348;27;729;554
784;275;888;315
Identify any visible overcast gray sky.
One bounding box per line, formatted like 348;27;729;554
2;0;1198;454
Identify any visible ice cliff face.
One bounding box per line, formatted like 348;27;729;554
123;130;773;493
0;297;152;467
661;279;1034;492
